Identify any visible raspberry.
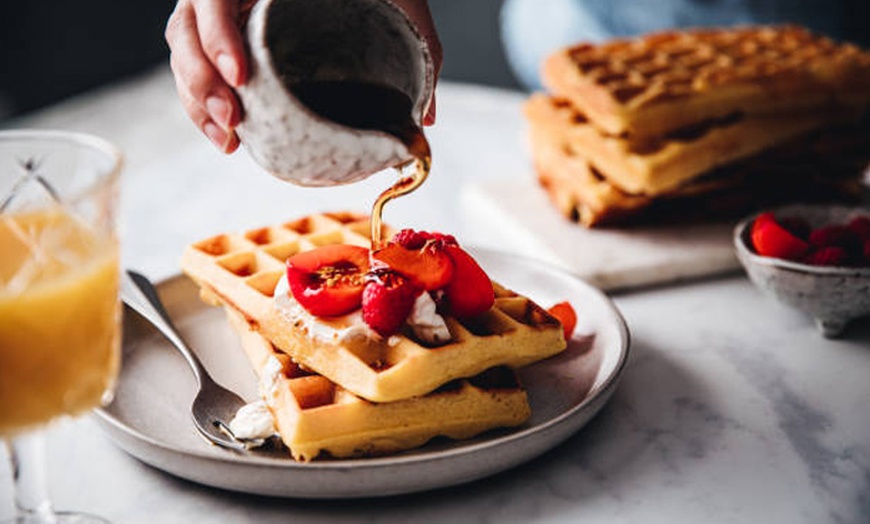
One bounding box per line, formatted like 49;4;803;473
430;232;458;246
847;216;870;242
362;269;422;337
392;229;429;250
392;229;458;250
804;246;848;267
809;225;861;250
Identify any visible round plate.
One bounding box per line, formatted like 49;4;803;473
95;249;630;498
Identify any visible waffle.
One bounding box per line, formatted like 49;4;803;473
181;213;566;402
543;25;870;138
532;122;868;227
531;128;651;226
224;307;530;461
525;93;840;196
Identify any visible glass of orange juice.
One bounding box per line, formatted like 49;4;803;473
0;130;122;523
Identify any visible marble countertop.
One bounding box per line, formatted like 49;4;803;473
1;67;869;523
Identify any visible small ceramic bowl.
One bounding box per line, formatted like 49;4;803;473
734;204;870;338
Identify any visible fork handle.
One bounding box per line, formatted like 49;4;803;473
121;270;207;385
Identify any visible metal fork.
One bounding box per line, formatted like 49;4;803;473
121;270;258;451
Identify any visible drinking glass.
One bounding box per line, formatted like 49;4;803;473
0;130;122;523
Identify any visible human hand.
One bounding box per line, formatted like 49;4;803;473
165;0;443;154
165;0;249;153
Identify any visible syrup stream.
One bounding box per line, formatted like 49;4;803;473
370;154;430;250
288;80;432;248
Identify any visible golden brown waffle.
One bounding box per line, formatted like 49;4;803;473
525;93;838;196
531;122;867;227
531;128;651;226
181;213;566;402
543;25;870;138
224;307;531;461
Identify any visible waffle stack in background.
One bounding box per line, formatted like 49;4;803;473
181;213;566;460
527;25;870;227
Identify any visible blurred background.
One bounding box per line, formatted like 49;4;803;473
1;0;868;121
0;0;518;122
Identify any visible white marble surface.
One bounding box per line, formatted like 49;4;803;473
463;179;741;291
2;67;869;523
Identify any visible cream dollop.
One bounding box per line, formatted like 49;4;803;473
407;292;451;345
228;400;276;441
273;273;452;345
273;273;379;344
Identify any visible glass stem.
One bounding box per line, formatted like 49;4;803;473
7;433;58;523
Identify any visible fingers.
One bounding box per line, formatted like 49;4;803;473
424;95;436;126
422;25;441;126
191;0;247;86
165;0;244;153
177;87;241;153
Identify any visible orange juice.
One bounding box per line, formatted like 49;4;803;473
0;208;120;436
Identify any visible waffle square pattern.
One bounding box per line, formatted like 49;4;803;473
544;25;870;138
182;213;566;403
224;307;531;461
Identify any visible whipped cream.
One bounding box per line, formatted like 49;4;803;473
260;355;284;397
273;272;452;345
407;292;451;345
228;400;276;441
273;273;379;344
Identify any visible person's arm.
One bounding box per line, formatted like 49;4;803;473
165;0;442;153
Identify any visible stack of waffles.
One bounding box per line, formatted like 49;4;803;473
181;212;567;461
527;25;870;227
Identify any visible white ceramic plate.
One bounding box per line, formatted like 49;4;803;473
95;249;630;498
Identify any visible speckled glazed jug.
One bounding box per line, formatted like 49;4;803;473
235;0;435;186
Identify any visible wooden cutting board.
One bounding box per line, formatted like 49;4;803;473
461;180;743;291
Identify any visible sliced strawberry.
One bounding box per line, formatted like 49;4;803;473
548;301;577;340
808;225;861;253
362;269;422;337
442;245;494;318
751;212;809;261
848;216;870;241
286;244;370;317
804;246;849;267
371;241;454;290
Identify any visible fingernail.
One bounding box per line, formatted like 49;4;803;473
203;121;229;151
423;96;436;126
216;54;239;86
206;96;232;128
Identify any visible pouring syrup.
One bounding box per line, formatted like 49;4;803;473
290;81;432;249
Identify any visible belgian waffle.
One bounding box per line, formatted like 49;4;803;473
525;93;838;196
224;307;531;461
543;25;870;138
181;213;566;402
532;122;867;227
531;129;652;226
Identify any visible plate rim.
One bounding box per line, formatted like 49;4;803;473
95;248;630;490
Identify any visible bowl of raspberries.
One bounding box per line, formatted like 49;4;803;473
734;204;870;338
